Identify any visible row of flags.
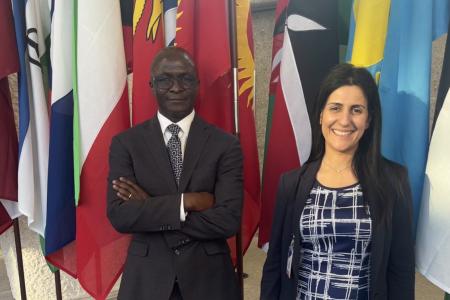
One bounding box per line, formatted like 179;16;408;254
1;0;450;297
259;0;450;296
0;0;260;298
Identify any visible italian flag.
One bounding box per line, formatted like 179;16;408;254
45;1;132;298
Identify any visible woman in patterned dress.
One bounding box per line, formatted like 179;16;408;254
261;64;414;300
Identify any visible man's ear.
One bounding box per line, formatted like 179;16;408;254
149;79;157;96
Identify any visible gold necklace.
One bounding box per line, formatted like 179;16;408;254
322;160;352;173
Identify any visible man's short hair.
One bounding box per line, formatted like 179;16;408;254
150;46;197;77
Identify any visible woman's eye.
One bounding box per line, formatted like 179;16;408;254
352;107;363;114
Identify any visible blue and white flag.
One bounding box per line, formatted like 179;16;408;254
9;0;51;236
378;0;449;228
45;0;75;255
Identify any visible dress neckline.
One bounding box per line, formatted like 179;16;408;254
314;180;360;191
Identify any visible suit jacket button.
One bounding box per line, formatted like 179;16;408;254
174;249;181;255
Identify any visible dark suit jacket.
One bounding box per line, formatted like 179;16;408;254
261;159;415;300
107;115;242;300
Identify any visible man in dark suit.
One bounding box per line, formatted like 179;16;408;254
107;47;242;300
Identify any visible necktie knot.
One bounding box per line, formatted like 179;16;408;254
167;124;181;136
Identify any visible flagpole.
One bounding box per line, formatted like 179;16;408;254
229;0;240;135
54;270;62;300
13;219;27;300
228;0;244;299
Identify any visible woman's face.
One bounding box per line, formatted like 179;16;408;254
320;85;370;156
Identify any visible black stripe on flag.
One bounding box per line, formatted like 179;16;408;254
287;0;339;117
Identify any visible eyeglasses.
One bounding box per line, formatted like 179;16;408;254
151;74;198;91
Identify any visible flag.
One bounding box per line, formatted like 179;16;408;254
0;0;19;78
416;18;450;294
162;0;177;47
234;0;261;255
176;0;234;129
346;0;390;78
259;0;339;247
0;0;20;234
376;0;448;228
0;79;16;234
132;0;166;124
11;0;51;236
58;0;131;298
44;0;76;257
337;0;353;61
120;0;134;72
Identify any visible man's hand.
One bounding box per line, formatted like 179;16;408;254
112;177;149;201
183;192;215;212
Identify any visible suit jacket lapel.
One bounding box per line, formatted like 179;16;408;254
179;116;210;191
141;118;178;190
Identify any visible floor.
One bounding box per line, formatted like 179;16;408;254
0;237;446;299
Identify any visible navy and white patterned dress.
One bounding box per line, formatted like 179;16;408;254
297;182;372;300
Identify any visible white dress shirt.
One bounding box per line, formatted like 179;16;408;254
157;110;195;221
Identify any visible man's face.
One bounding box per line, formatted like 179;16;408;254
151;55;199;122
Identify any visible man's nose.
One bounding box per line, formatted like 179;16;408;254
169;78;184;92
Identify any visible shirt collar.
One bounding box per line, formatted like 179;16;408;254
157;110;195;135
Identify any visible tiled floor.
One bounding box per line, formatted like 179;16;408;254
0;254;12;300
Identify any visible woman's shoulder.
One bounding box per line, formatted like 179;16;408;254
280;160;319;185
277;160;320;200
